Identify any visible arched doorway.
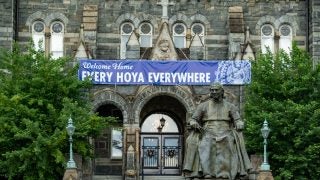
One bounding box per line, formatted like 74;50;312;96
94;104;123;175
140;95;186;176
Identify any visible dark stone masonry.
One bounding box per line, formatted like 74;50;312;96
1;0;319;179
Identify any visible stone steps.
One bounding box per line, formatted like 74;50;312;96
92;176;122;180
93;175;186;180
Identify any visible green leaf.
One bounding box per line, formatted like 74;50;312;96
0;43;115;179
244;43;320;179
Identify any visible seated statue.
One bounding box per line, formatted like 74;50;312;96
183;83;252;179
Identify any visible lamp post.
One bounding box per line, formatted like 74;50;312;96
66;116;76;169
157;117;166;175
158;117;166;133
260;119;270;171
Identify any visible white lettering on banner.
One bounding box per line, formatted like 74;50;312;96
116;72;144;83
81;71;113;82
112;62;134;70
79;60;251;85
148;72;210;83
83;62;111;70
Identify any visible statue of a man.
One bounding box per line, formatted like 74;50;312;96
187;83;252;179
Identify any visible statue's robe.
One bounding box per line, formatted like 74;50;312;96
188;99;252;179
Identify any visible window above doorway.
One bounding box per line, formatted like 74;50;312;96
141;113;178;133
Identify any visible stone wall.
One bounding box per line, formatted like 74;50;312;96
0;0;15;50
94;0;308;59
0;0;317;178
17;0;85;55
0;0;310;60
309;0;320;65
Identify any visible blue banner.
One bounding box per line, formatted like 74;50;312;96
78;60;251;85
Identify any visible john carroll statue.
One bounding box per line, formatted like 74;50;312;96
183;83;252;179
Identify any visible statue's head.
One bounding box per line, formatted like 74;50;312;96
210;82;224;102
159;39;169;53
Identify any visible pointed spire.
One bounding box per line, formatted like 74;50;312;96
80;23;84;42
242;26;255;60
243;45;255;60
74;23;92;60
127;31;140;46
245;26;251;44
126;31;140;59
190;34;204;60
190;34;204;48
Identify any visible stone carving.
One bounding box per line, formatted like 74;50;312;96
150;22;178;60
183;83;252;179
151;37;178;60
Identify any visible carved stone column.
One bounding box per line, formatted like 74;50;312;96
63;169;78;180
257;170;274;180
44;27;51;57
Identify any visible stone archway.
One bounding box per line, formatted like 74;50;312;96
91;89;130;176
139;96;186;175
132;85;196;176
92;89;129;123
133;85;196;124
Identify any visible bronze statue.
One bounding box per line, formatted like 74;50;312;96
183;83;252;179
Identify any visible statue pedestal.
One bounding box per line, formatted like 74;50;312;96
63;168;78;180
257;170;274;180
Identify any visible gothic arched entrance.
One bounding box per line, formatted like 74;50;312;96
139;95;186;176
94;104;124;175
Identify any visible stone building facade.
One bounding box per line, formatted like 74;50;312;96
1;0;320;179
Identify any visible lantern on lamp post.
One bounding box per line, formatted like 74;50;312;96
157;117;166;133
66;116;76;169
260;119;270;171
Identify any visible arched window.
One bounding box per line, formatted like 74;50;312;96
141;113;178;133
32;21;45;51
261;24;275;54
120;22;134;59
191;23;205;44
173;23;187;48
95;104;123;160
279;24;292;54
139;22;153;47
50;21;64;59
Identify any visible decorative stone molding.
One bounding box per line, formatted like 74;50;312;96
275;15;298;36
169;13;191;28
257;170;274;180
26;11;69;29
132;85;195;124
190;14;210;27
137;13;158;30
255;15;298;39
63;169;78;180
92;89;129;123
115;13;140;30
255;16;277;35
150;22;178;60
25;11;45;26
45;12;69;27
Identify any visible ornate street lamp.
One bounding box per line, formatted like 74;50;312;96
160;117;166;128
260;119;270;171
157;117;166;133
66;116;76;169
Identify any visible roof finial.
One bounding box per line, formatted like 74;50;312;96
157;0;175;22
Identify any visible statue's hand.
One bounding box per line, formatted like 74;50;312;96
235;120;244;130
189;121;201;130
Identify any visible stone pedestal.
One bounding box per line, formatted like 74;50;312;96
63;168;79;180
257;170;274;180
